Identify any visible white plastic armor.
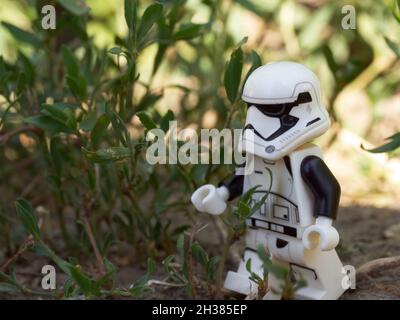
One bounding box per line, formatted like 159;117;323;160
191;62;347;300
240;61;330;161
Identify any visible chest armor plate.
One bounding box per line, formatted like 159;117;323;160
243;155;301;238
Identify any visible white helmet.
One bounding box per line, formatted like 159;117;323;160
239;61;330;161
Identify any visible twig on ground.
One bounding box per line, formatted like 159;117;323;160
147;279;186;288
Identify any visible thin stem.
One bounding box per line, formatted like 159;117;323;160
1;237;34;271
0;96;21;129
0;125;41;145
215;229;233;299
83;201;106;277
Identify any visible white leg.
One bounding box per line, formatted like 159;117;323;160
293;249;346;300
224;248;264;295
224;229;266;295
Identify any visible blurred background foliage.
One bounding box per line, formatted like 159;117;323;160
0;0;400;299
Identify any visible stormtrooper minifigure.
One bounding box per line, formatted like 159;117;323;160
191;61;346;300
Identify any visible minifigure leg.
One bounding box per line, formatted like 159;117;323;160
224;229;266;296
292;249;346;300
224;248;264;295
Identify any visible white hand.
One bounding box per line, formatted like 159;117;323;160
302;216;339;251
191;184;229;215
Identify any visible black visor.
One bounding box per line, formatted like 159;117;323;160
246;92;312;117
244;92;312;141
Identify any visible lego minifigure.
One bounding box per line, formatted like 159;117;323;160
191;61;346;300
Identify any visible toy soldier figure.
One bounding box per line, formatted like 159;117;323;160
191;62;346;300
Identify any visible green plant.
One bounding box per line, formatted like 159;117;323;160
1;0;399;300
248;245;306;300
0;198;155;299
162;227;220;299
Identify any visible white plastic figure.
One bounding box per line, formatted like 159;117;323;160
191;62;346;300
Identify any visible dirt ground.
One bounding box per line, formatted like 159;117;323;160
3;204;400;300
144;204;400;300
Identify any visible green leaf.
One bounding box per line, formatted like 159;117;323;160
0;270;25;294
242;50;261;91
137;3;163;46
236;0;268;18
162;255;175;274
32;243;73;275
234;184;269;220
237;201;251;218
91;114;110;146
61;46;80;77
385;37;400;58
50;137;63;174
191;241;208;268
136;111;157;130
82;147;131;163
106;107;130;147
224;42;245;104
299;6;334;50
256;245;287;279
124;0;137;31
67;265;93;296
0;283;22;294
152;17;171;75
245;258;252;273
92;270;113;293
147;258;156;275
19;52;35;86
256;244;270;262
322;44;338;76
248;50;262;76
66;74;87;100
80;111;98;132
25;114;73;134
42;104;69;124
206;256;220;282
1;22;41;47
250;168;272;215
136;91;164;113
63;278;75;297
190;164;208;183
15;199;41;240
393;0;400;24
177;233;185;262
173;23;205;41
108;47;127;56
129;274;152;298
265;260;288;280
160;109;174;132
56;0;90;16
362;132;400;153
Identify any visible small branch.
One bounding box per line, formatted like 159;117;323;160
224;99;240;129
20;174;42;198
215;229;233;299
0;125;41;145
186;226;199;299
0;96;21;128
1;237;35;272
147;279;185;288
82;201;106;277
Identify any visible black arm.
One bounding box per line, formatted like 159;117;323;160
301;155;341;220
218;174;244;201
